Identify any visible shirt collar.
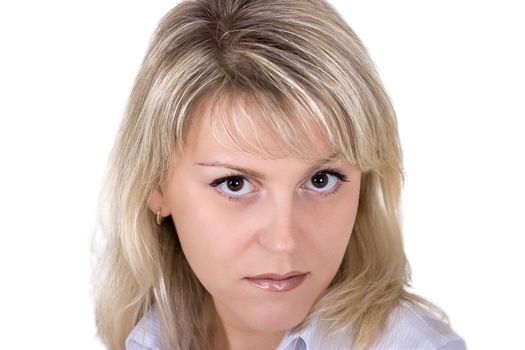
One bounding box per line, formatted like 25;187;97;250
276;331;308;350
276;317;320;350
127;306;352;350
277;314;354;350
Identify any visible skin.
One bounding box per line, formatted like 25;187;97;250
148;97;362;350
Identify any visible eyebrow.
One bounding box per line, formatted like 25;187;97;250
195;152;339;181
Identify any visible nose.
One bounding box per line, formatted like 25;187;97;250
257;192;299;253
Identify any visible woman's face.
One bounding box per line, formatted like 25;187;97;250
149;98;361;334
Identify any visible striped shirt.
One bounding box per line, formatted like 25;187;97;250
125;300;466;349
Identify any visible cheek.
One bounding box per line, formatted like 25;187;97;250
305;195;357;237
300;195;358;273
167;184;246;289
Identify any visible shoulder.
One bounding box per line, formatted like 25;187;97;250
370;300;467;350
125;306;163;350
292;300;466;350
124;301;466;350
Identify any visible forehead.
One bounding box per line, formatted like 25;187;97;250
184;92;337;162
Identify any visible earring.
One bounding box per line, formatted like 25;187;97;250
156;207;163;225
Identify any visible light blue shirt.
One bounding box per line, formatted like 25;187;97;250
125;300;466;349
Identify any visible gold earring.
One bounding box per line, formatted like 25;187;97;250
156;207;163;225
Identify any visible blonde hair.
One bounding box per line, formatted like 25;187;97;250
91;0;449;349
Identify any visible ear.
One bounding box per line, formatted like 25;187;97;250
147;187;169;217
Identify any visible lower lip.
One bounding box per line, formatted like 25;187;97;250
245;274;307;292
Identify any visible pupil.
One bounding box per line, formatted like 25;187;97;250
312;174;328;188
227;177;243;191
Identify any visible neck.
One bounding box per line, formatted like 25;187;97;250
209;303;286;350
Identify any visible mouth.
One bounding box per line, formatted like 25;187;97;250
244;271;308;292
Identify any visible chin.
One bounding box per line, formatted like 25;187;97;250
238;300;312;332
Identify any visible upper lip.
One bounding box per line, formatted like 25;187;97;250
245;271;307;280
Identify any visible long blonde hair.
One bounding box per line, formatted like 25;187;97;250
91;0;448;349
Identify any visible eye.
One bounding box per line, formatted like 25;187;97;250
303;168;349;197
208;174;255;200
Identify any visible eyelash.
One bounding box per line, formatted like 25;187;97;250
320;169;349;195
208;174;253;202
208;167;349;202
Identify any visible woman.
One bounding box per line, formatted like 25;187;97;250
92;0;466;349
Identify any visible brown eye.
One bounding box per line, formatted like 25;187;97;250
304;169;348;196
226;177;244;192
209;175;254;199
311;173;329;189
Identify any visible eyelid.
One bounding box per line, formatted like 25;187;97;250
300;168;349;195
313;167;349;182
208;173;256;188
209;173;256;201
208;167;349;201
300;167;349;184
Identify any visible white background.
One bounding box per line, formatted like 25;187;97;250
0;1;523;349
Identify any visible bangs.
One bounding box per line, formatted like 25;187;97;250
182;86;366;168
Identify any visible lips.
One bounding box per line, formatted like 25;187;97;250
244;271;308;292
